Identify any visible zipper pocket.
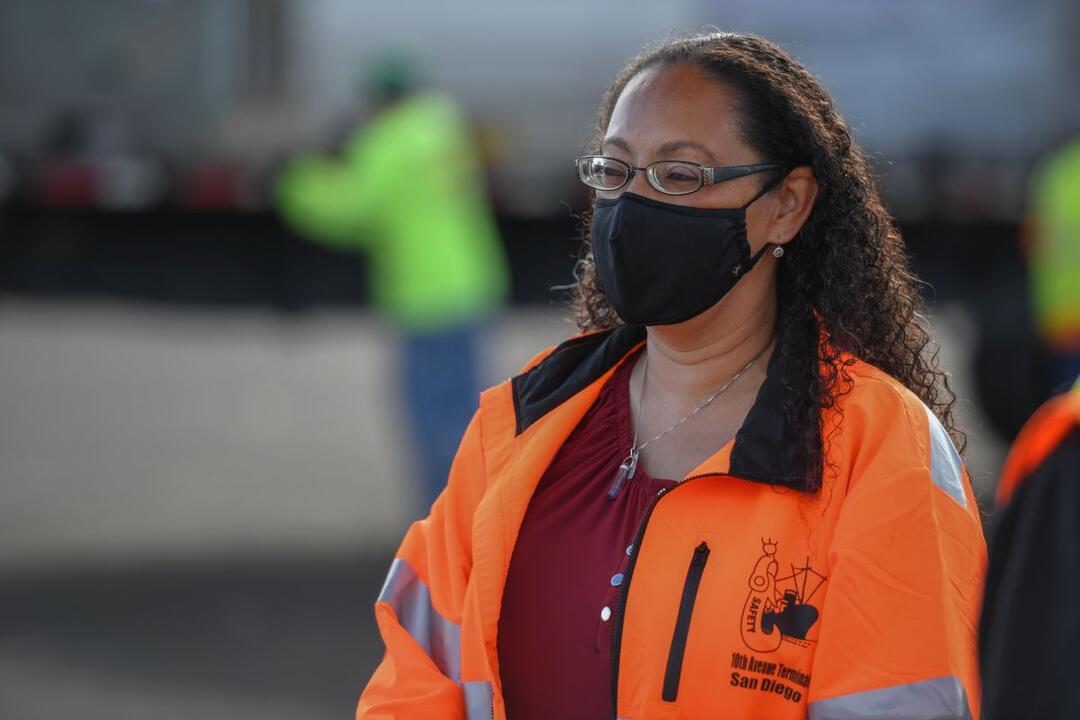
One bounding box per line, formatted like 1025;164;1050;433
662;541;711;702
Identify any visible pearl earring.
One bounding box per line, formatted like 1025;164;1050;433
772;245;785;259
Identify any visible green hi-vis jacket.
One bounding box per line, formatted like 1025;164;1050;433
1029;138;1080;347
277;93;509;330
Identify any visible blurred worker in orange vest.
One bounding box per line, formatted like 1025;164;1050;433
980;377;1080;719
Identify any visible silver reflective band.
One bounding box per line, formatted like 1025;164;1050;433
924;405;967;508
377;558;462;683
808;675;972;720
464;681;494;720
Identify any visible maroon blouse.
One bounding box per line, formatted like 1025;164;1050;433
497;349;677;719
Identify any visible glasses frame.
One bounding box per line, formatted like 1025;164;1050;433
575;155;784;196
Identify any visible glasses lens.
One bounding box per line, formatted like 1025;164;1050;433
577;157;629;191
648;161;703;195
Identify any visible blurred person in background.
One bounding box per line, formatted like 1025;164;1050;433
1022;136;1080;388
358;32;984;719
277;54;509;512
980;377;1080;719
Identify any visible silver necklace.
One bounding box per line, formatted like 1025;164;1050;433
607;344;768;500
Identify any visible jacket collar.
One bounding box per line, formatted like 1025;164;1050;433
510;324;812;492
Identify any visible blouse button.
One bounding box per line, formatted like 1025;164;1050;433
610;573;624;587
600;606;612;622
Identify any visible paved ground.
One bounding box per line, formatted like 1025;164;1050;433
0;300;1005;718
0;552;388;719
0;301;573;570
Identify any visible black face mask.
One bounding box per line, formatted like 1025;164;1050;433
590;180;781;326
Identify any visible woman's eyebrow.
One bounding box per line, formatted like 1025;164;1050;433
601;136;632;154
600;136;719;163
657;139;718;162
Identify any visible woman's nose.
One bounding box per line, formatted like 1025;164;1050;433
626;168;659;198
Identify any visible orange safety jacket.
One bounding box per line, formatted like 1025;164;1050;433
357;325;986;719
979;379;1080;719
995;379;1080;508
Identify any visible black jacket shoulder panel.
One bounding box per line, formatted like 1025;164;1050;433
511;325;646;435
509;322;810;492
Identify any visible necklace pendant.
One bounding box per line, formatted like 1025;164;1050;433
607;449;639;500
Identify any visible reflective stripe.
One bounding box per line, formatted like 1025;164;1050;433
377;558;462;683
378;560;495;716
924;405;967;508
464;680;494;720
809;675;972;720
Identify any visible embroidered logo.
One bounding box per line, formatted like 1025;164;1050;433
740;538;827;653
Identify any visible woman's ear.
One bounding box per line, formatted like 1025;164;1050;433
771;166;818;245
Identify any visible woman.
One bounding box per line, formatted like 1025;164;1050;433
358;31;985;720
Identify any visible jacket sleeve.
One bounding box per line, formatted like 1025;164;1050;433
276;152;378;251
356;410;487;719
807;400;987;720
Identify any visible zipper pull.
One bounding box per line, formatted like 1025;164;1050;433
607;448;639;500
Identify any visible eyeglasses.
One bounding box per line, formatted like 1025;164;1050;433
575;155;784;196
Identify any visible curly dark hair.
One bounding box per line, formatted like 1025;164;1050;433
570;31;963;491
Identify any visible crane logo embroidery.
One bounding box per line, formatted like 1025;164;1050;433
740;538;827;653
